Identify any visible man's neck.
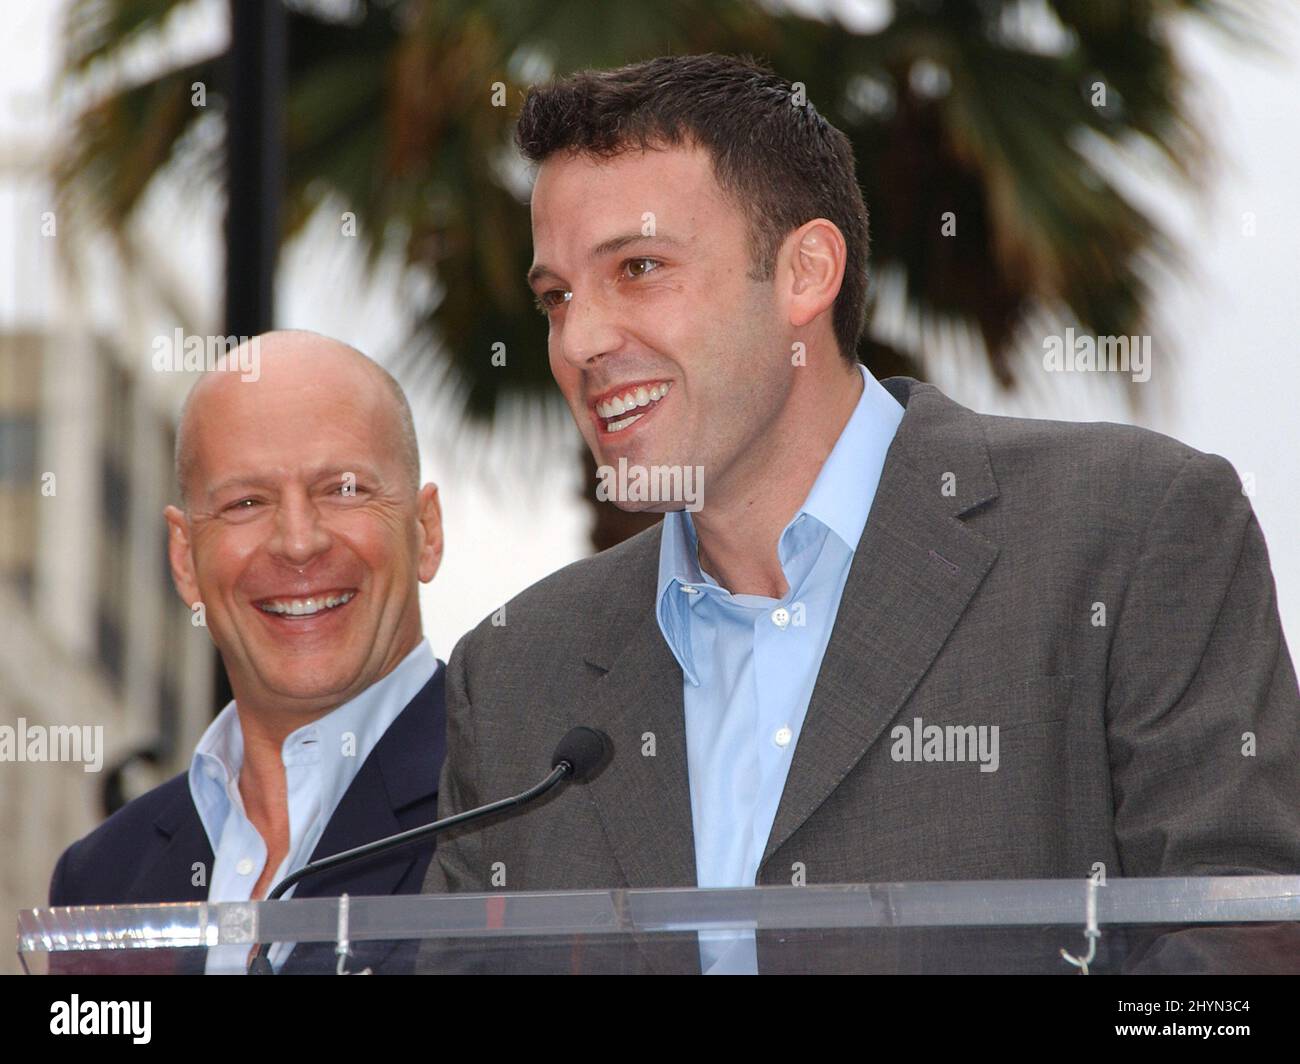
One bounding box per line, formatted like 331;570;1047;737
235;718;292;898
692;363;864;598
229;630;425;793
228;631;425;894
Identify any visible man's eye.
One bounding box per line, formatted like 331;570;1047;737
623;257;662;279
226;498;259;512
533;289;572;315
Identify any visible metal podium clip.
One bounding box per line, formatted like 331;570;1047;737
1059;876;1101;975
334;893;372;975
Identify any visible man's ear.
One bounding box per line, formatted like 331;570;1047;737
783;218;847;330
415;483;444;583
163;504;202;607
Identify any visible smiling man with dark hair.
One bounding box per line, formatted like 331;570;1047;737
420;54;1300;974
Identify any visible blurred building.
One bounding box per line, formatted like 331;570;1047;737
1;123;215;975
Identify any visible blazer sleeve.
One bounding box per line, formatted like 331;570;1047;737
420;625;488;894
49;844;75;907
416;626;504;974
1105;450;1300;876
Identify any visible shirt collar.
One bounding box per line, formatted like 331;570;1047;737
656;508;707;684
799;362;906;551
189;638;438;846
655;363;903;683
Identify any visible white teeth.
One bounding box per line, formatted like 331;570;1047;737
595;381;672;420
259;591;354;616
605;412;644;433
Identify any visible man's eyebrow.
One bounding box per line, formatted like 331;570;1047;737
204;474;272;500
591;230;685;258
203;465;383;500
526;231;685;288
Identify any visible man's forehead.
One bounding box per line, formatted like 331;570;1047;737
189;424;395;501
187;369;389;459
528;143;739;280
533;141;719;206
193;353;378;414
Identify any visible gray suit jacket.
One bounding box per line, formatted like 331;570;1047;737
420;376;1300;972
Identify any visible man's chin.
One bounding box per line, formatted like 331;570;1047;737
242;657;368;712
590;449;707;514
610;498;686;515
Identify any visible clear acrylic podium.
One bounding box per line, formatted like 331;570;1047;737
19;877;1300;974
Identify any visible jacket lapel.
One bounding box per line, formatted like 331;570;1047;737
139;794;212;903
284;666;445;973
760;378;1001;873
561;531;699;973
579;588;698;891
298;665;445;899
132;793;211;974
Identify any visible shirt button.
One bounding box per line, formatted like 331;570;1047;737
236;858;254;876
774;726;793;748
205;765;220;780
771;607;790;628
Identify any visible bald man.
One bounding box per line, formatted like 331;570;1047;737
49;331;448;975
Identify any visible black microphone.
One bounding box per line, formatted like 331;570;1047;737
246;726;609;974
550;725;608;782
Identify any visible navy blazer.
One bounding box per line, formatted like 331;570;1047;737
48;664;446;974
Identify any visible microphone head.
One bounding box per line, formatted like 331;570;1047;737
552;727;610;781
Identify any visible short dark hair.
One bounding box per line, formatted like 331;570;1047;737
515;53;870;363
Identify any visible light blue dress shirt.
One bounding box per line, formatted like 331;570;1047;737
655;364;904;974
189;638;438;974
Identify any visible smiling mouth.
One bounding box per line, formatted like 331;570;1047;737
593;380;672;434
255;590;356;618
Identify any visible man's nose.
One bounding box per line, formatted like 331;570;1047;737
555;288;625;370
268;490;332;566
